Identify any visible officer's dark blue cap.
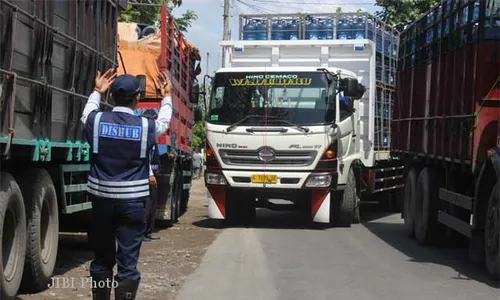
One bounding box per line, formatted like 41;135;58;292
110;74;141;97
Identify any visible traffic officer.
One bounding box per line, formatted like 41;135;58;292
80;69;172;300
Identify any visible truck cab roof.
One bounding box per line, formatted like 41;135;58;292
215;67;358;79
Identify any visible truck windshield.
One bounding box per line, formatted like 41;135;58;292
208;72;335;126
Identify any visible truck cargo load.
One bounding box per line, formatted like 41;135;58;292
392;0;499;279
116;5;202;222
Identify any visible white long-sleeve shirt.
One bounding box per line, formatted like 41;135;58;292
80;91;173;138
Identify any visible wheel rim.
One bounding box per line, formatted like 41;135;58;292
485;200;499;257
2;205;18;282
40;198;53;264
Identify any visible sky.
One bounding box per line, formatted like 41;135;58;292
171;0;379;78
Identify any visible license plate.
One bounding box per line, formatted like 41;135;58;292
251;174;278;184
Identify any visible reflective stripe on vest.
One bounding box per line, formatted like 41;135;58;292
140;117;148;158
87;176;150;199
93;112;103;154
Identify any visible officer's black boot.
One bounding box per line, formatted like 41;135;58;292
114;277;140;300
90;270;113;300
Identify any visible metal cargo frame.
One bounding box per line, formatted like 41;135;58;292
392;0;500;166
238;12;399;153
0;0;120;213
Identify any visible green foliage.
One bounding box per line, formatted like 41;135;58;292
190;93;207;150
191;121;206;150
118;0;198;32
375;0;441;31
175;9;198;32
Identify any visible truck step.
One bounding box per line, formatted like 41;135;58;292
437;210;471;238
438;188;473;211
60;164;92;214
374;175;403;183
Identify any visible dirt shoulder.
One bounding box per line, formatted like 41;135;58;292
18;178;221;300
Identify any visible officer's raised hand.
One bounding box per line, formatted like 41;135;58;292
94;68;117;93
157;71;171;97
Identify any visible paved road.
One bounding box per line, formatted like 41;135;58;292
177;208;499;300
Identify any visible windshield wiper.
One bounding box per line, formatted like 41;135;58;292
226;115;310;133
226;115;266;132
271;118;310;133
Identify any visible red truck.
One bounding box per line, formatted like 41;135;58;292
392;0;499;278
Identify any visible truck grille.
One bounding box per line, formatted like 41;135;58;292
219;149;317;166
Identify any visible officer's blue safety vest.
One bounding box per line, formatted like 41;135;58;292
85;110;155;200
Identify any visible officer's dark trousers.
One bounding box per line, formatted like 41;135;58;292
144;185;158;235
89;196;145;281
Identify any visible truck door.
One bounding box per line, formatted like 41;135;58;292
336;91;356;158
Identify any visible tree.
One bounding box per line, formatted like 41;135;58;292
191;121;206;150
375;0;440;31
174;9;198;32
118;0;198;32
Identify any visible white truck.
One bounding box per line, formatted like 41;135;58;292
204;38;402;227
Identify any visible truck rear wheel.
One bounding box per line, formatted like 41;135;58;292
485;182;499;279
414;167;444;245
16;169;59;291
1;173;27;299
403;168;418;238
332;169;356;227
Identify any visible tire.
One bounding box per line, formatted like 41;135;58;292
403;168;418;238
332;169;356;227
180;190;189;213
170;173;181;223
16;169;59;292
1;173;27;299
353;205;360;224
485;182;499;279
414;167;444;245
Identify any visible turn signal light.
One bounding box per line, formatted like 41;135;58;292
206;146;214;157
205;142;221;168
315;141;338;171
325;150;335;159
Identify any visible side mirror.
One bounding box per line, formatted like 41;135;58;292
340;78;366;100
136;74;147;99
190;82;200;104
340;78;358;97
193;107;202;122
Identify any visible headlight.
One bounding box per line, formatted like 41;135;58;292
305;174;332;188
205;172;228;185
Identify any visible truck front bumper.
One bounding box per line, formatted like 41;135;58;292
204;169;338;223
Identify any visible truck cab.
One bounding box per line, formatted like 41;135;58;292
205;40;372;226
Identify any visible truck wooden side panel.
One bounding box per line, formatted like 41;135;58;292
392;0;499;167
0;0;118;144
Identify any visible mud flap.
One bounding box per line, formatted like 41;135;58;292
207;187;226;219
311;190;330;223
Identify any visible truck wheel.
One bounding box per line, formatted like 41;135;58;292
403;168;418;238
1;173;27;299
485;183;499;279
414;167;444;245
180;190;189;214
16;169;59;292
171;173;181;223
353;205;360;224
332;169;356;227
